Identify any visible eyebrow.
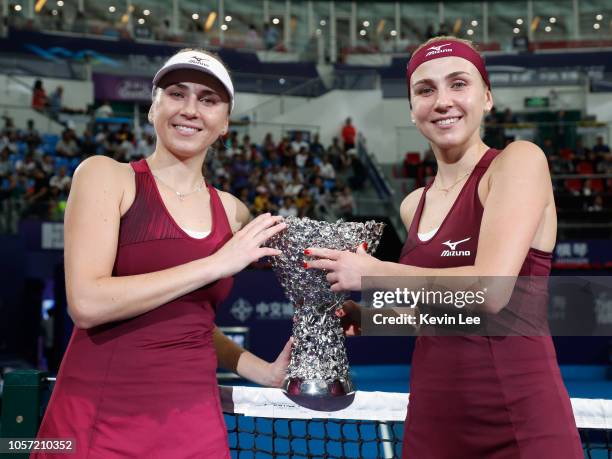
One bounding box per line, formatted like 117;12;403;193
166;83;219;97
412;71;471;87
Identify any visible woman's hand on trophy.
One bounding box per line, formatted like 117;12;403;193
266;337;293;388
212;213;286;278
336;300;363;336
304;243;380;292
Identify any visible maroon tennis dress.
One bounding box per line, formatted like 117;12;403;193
33;159;234;458
399;149;582;458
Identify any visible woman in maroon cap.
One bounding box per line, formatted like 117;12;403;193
32;49;290;458
306;37;581;458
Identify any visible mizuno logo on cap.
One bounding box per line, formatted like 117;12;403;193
425;43;453;57
188;55;210;67
441;237;471;257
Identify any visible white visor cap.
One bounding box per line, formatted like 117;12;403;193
152;51;235;113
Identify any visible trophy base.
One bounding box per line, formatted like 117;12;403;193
282;377;354;397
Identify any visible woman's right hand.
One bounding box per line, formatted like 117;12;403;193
335;300;363;336
212;213;286;278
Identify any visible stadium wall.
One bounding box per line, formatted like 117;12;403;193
235;84;604;164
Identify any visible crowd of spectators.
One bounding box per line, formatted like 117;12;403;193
206;129;366;220
0;116;367;225
399;132;611;215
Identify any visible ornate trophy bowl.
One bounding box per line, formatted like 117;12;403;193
266;216;385;397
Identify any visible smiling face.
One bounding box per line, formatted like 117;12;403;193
410;56;493;152
149;68;230;159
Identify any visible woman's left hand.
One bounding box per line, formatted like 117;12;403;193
266;338;293;388
304;243;379;292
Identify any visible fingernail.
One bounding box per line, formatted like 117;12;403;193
362;242;368;250
303;262;309;269
304;249;311;255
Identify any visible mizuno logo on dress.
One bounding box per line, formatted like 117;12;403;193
425;43;453;57
441;237;471;256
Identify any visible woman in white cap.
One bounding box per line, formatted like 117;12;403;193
33;48;290;458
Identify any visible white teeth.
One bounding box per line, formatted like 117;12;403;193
174;125;198;133
436;117;459;126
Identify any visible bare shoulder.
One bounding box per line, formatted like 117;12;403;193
399;186;425;230
491;140;549;174
217;189;251;232
73;155;133;186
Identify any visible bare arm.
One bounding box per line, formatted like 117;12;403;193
65;156;285;329
307;141;554;312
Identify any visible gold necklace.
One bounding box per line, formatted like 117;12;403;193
153;174;205;201
433;169;473;195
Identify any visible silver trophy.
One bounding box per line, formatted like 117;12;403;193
266;216;385;397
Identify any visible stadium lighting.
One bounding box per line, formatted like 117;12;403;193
593;23;600;30
138;18;145;25
359;29;366;36
204;12;216;31
516;18;523;25
279;78;286;84
57;0;64;6
108;6;116;13
220;24;228;31
14;4;22;11
51;9;57;15
34;0;46;13
545;25;551;32
471;20;478;27
320;19;326;26
272;17;280;24
549;17;556;23
596;14;603;21
513;27;520;34
363;20;370;27
467;29;474;36
192;13;199;20
315;28;322;35
390;30;397;37
143;9;150;16
225;15;232;22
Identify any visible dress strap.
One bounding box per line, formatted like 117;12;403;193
207;185;233;237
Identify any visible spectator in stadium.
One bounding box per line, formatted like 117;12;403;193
32;48;290;459
48;86;64;119
49;166;72;196
306;36;581;459
55;130;79;158
290;131;309;153
264;22;280;50
31;79;48;111
40;153;56;176
310;133;325;155
246;24;260;49
278;196;298;218
23;119;41;145
0;147;10;177
95;100;114;118
334;185;355;218
592;136;610;154
341;117;357;151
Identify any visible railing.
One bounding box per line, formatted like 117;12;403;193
243;76;328;122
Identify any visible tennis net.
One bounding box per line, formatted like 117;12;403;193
220;386;612;459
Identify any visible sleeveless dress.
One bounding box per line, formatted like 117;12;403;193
33;159;234;459
400;149;582;459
